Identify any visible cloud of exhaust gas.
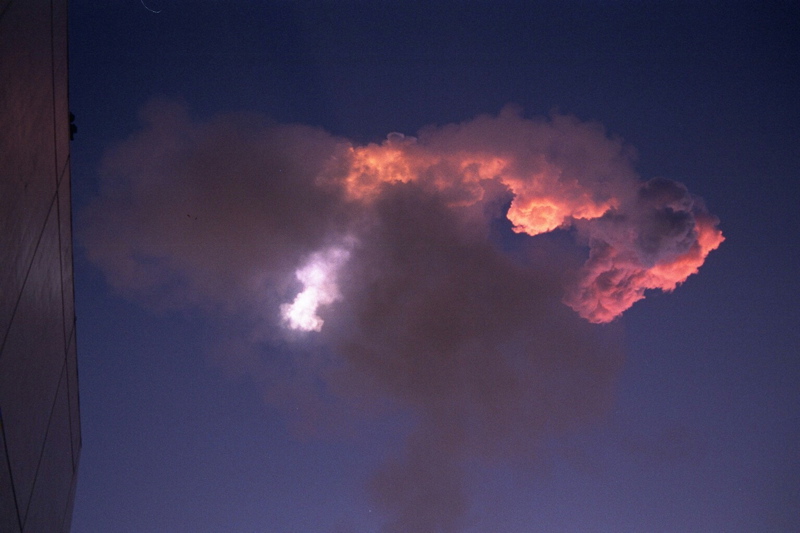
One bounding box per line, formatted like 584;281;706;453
82;100;722;532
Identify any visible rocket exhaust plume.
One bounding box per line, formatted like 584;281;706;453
82;100;722;532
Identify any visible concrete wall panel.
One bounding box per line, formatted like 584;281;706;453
0;207;66;525
59;166;75;344
0;0;79;529
66;332;81;470
53;0;70;177
0;0;56;340
0;428;22;532
21;369;74;533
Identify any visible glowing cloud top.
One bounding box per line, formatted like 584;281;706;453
330;110;724;324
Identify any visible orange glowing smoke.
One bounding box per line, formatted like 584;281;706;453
342;135;619;236
563;215;724;323
335;122;723;324
647;213;725;291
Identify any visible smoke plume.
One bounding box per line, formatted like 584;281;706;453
82;100;722;531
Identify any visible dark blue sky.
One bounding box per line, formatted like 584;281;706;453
69;1;798;531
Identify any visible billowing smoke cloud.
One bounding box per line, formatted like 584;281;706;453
564;177;724;322
330;108;723;324
82;100;722;531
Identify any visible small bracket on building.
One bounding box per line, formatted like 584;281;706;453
69;112;77;140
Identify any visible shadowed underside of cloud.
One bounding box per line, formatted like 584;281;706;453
81;100;722;532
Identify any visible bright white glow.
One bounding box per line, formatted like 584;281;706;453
280;245;351;331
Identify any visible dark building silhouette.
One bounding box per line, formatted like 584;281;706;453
1;0;81;531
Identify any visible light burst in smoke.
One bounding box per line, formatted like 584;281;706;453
280;244;352;332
